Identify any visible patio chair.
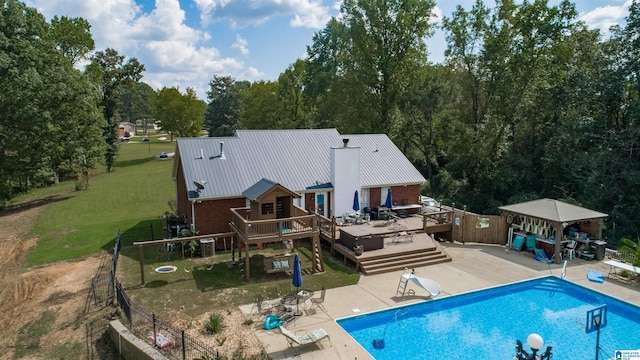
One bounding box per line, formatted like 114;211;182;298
279;326;331;348
252;295;276;315
310;286;326;311
562;239;577;260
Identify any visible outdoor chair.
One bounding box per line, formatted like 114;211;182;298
252;295;276;315
279;326;331;348
310;286;326;311
563;240;577;260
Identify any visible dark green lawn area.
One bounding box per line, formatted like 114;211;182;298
26;141;177;265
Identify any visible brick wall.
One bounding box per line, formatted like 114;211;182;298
193;197;246;234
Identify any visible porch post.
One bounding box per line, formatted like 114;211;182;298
552;221;563;264
244;241;250;281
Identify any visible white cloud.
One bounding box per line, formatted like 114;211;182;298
196;0;331;29
579;1;631;37
25;0;254;99
231;34;249;55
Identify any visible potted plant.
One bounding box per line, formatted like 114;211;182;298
353;238;364;256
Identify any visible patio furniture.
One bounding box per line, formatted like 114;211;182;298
562;240;577;260
279;326;331;348
310;286;326;311
263;253;295;274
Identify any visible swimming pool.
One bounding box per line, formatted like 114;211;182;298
337;276;640;359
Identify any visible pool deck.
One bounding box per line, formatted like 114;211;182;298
240;242;640;359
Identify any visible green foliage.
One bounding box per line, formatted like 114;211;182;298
204;313;226;334
205;76;250;136
0;0;104;199
156;86;205;138
620;238;640;266
49;15;94;65
87;48;145;172
305;0;436;133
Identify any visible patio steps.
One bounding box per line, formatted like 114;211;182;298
358;246;451;275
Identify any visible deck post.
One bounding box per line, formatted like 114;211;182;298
138;245;145;285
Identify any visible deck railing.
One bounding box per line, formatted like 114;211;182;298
230;206;315;243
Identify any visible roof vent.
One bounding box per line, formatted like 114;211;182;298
342;138;349;147
220;141;226;160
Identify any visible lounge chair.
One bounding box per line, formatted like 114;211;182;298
279;326;331;348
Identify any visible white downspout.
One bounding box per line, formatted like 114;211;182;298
191;200;196;230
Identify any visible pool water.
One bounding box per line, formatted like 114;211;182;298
337;276;640;360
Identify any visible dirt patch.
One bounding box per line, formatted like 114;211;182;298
0;203;107;360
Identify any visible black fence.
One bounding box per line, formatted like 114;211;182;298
91;232;122;305
89;228;220;359
115;281;219;360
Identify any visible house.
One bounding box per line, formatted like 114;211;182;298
172;129;426;236
118;122;136;137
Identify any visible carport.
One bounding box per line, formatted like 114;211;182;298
499;198;608;263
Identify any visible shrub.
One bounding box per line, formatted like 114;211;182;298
204;313;226;335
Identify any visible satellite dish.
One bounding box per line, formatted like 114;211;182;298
506;214;514;224
194;181;206;190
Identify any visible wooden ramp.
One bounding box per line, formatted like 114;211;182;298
332;232;451;275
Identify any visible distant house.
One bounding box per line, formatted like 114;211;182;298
118;122;136;137
172;129;426;235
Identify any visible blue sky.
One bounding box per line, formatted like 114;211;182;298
26;0;632;100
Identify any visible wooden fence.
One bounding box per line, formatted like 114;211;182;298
452;212;508;245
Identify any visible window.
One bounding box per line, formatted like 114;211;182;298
261;203;274;215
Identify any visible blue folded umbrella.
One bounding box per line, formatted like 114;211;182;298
587;270;604;283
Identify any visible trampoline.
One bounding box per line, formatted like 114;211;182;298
155;265;177;273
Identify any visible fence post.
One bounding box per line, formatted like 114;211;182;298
150;223;154;240
181;330;186;360
152;313;157;347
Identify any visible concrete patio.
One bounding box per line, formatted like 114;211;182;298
240;242;640;360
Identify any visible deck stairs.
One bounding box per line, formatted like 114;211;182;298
312;236;325;273
358;242;451;276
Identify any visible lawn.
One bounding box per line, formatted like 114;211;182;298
118;241;360;318
26;140;177;265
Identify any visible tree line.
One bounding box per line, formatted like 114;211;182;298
2;0;639;243
206;0;640;244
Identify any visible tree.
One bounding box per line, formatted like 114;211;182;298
0;0;103;199
205;76;249;136
116;81;157;127
156;87;205;139
277;60;310;128
49;15;94;65
239;81;282;129
305;0;436;133
87;48;145;172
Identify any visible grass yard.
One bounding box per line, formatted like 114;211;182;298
118;240;360;318
26;141;177;265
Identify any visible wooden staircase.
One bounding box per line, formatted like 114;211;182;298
311;235;325;273
358;242;451;276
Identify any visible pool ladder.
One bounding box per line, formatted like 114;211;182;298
396;268;415;297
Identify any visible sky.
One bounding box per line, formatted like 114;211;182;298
25;0;633;100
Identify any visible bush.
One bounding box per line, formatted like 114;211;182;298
204;313;225;335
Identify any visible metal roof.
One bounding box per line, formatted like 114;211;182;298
175;129;426;199
242;178;279;201
499;198;608;223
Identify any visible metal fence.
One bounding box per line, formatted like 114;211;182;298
115;281;219;360
90;232;122;305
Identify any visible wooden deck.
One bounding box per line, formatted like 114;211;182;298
332;217;452;275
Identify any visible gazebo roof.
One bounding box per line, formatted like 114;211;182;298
499;198;608;223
